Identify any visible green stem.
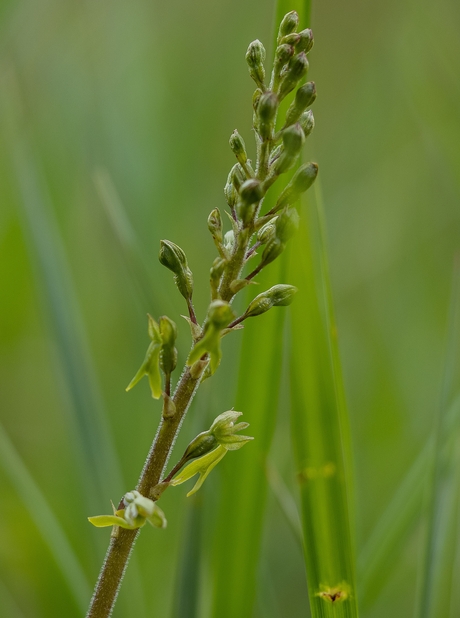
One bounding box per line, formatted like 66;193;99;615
86;366;203;618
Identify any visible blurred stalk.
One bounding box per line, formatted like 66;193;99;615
0;422;91;614
415;259;460;618
289;182;358;616
172;494;203;618
358;394;460;608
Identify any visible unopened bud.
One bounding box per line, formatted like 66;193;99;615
278;11;299;40
275;207;299;243
183;431;218;463
159;316;177;376
222;231;234;256
230;163;245;193
274;124;305;174
210;257;226;299
245;284;298;317
246;40;266;89
253;88;263;112
240;179;263;205
279;52;309;100
260;237;285;267
208;208;223;244
296;28;314;53
273;43;295;72
159;240;193;301
275;162;319;210
279;33;301;46
257;217;277;244
284;82;316;127
238;179;263;224
299;109;315;137
258;91;278;140
229;130;248;165
282;123;305;155
208;300;234;328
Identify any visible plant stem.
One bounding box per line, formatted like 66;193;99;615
86;365;203;618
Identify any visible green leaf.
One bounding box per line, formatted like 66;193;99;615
289;184;358;617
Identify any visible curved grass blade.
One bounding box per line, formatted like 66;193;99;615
10;131;123;506
358;393;460;609
0;422;91;613
415;259;460;618
289;184;359;616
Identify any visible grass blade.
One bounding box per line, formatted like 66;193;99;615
0;422;91;613
289;183;358;616
415;260;460;618
358;394;460;608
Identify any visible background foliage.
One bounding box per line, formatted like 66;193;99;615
1;0;460;616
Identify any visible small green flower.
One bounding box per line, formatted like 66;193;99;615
126;315;163;399
88;490;167;530
187;301;235;373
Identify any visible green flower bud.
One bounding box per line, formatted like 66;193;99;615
274;124;305;174
257;217;277;244
231;163;245;193
245;284;298;318
260;237;285;267
278;11;299;40
159;240;193;302
224;179;238;208
284;82;316;127
238;179;263;224
182;431;218;463
275;207;299;243
296;28;314;53
246;39;266;89
253;88;263;112
159;315;178;376
223;230;235;254
208;208;223;244
299;109;315;137
209;410;253;451
282;123;305;155
210;257;226;299
258;91;278;140
279;52;309;100
240;178;263;205
273;43;295;72
229;130;248;165
279;33;301;46
208;299;235;328
275;162;318;210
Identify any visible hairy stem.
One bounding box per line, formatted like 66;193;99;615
86;366;203;618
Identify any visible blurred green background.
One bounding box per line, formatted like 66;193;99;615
1;0;460;616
